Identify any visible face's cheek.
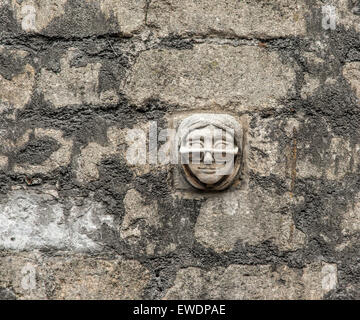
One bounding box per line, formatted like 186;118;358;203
187;164;224;185
215;161;234;176
187;163;200;176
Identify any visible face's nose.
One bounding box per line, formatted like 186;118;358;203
203;151;214;164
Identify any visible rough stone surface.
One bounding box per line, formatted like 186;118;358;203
0;252;150;299
13;128;73;175
75;126;126;183
39;49;119;108
11;0;67;32
301;74;321;99
195;188;306;253
249;115;360;182
147;0;309;39
120;188;172;255
76;142;110;183
0;0;359;301
296;134;360;180
75;124;160;184
0;155;8;169
165;263;337;300
342;192;360;236
343;62;360;100
334;0;360;34
0;190;114;252
121;188;159;240
0;47;35;113
124;44;297;109
8;0;145;37
98;0;146;36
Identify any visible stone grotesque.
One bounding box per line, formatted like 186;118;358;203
177;114;243;191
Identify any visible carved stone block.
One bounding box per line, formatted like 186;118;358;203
172;113;248;192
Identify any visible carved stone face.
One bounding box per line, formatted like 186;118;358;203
177;114;242;191
182;125;237;185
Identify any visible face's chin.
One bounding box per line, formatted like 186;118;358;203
187;164;225;185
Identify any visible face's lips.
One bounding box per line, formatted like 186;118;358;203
197;167;216;173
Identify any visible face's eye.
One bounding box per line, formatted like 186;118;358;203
188;140;203;149
214;141;230;150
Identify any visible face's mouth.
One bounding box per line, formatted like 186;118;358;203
197;166;217;174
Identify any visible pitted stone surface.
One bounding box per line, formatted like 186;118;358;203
75;124;160;184
248;116;288;178
334;0;360;33
13;128;73;175
164;263;337;300
342;192;360;236
249;115;360;182
0;0;359;301
75;126;127;183
11;0;67;32
121;188;159;241
343;62;360;100
296;134;360;180
0;252;150;299
0;155;8;169
194;188;306;253
301;74;321;99
124;44;297;109
98;0;146;36
8;0;145;37
0;190;114;252
76;142;110;183
120;188;176;255
147;0;309;39
38;49;119;108
0;47;35;112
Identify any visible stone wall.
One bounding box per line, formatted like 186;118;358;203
0;0;359;300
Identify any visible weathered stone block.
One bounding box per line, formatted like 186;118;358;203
147;0;309;39
333;0;360;33
38;49;118;108
0;155;8;169
343;62;360;99
120;188;172;255
0;47;35;113
10;0;145;37
13;128;73;175
0;252;150;299
75;125;129;184
124;44;297;110
98;0;146;36
121;188;159;240
248;115;293;179
11;0;67;33
296;134;360;180
75;124;158;184
0;0;358;301
194;186;305;252
341;192;360;236
165;263;337;300
249;115;360;182
76;142;112;183
0;190;114;252
301;73;321;99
